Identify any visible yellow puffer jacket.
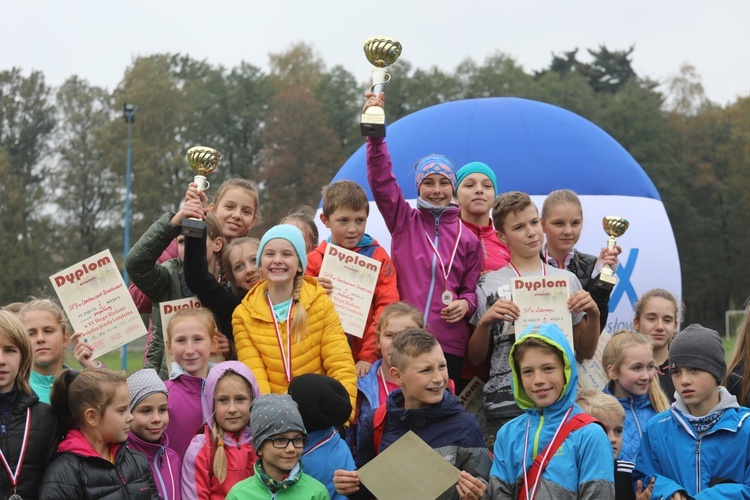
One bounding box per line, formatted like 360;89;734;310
232;276;357;420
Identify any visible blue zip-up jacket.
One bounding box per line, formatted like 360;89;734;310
356;359;382;433
633;388;750;499
489;323;614;499
603;383;658;463
301;427;355;500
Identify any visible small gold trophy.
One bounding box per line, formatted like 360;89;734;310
181;146;221;237
360;36;402;137
595;216;629;290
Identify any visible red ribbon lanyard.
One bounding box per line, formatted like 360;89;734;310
302;429;338;457
423;221;463;288
508;260;547;277
0;407;31;493
267;294;294;383
521;406;572;500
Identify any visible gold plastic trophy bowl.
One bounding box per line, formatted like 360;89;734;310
602;216;629;239
363;37;403;68
187;146;221;178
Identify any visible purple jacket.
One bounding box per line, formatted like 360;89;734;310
164;363;208;460
181;361;260;500
128;431;182;500
367;136;482;356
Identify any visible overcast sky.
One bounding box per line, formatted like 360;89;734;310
5;1;748;106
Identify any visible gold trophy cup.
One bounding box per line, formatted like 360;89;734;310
360;36;402;137
596;216;629;290
181;146;221;237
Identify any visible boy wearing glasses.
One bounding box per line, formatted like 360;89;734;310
227;394;328;499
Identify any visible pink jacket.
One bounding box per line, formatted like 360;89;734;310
460;218;511;272
366;136;482;357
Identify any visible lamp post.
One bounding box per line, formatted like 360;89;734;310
122;102;137;371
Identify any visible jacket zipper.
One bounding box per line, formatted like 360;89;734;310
423;215;441;322
695;439;701;493
630;397;643;437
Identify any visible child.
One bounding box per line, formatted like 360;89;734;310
634;324;750;498
164;307;220;459
364;92;482;382
125;197;224;379
40;369;159;499
541;189;620;331
223;237;262;295
633;289;681;402
282;205;319;255
204;177;261;242
0;311;59;499
226;394;328;499
232;224;358;414
454;161;510;272
288;373;355;500
20;298;99;403
306;180;400;376
602;330;670;463
334;328;491;500
489;323;614;499
725;298;750;405
577;389;655;500
182;361;260;500
356;301;423;433
467;191;602;445
127;368;182;500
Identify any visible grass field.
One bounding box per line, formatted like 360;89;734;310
98;348;146;375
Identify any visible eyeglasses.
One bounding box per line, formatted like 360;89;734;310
269;436;308;449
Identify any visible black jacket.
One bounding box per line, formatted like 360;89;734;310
39;430;159;500
0;389;59;500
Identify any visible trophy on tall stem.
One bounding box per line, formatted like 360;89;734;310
360;36;402;137
594;216;629;291
181;146;221;237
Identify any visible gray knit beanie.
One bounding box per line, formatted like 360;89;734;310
250;394;307;450
127;368;168;411
669;324;726;382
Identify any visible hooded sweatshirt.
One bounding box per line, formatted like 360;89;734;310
489;323;614;499
181;361;260;500
128;430;182;500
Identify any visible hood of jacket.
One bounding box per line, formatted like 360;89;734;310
201;360;260;429
510;323;577;415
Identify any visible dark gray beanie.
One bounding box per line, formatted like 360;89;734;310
250;394;306;450
669;324;726;382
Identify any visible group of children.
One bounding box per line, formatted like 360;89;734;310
0;87;746;499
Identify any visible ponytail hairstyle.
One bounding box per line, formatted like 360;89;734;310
210;371;254;483
290;272;308;343
541;189;583;220
20;297;70;338
725;297;750;406
602;330;670;413
0;311;33;395
51;368;127;435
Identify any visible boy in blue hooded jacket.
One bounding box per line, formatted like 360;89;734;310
489;323;614;499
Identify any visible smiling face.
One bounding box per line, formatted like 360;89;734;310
418;174;454;207
608;344;655;398
540;201;583;256
130;392;169;443
391;345;449;409
518;347;565;409
260;238;302;287
229;242;260;293
210;187;258;241
455;172;495;218
213;374;253;434
498;205;544;258
97;383;133;445
167;319;214;378
23;309;68;376
257;431;305;482
321;207;368;250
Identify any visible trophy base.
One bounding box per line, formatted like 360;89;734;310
181;217;205;238
360;113;386;137
593;273;617;292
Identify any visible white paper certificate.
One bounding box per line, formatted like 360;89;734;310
318;244;381;338
512;276;573;349
50;249;147;359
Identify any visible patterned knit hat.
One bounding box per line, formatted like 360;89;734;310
414;154;457;193
251;394;307;450
127;369;168;411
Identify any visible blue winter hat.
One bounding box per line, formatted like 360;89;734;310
258;224;307;272
455;162;497;196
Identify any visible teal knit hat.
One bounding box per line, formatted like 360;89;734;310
455;161;497;196
258;224;307;272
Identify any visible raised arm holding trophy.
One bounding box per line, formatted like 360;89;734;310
181;146;221;237
593;216;629;291
360;36;402;137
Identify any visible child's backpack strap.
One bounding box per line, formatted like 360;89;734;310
372;404;388;456
519;413;601;500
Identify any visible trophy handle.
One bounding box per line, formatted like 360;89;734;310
194;175;209;192
369;69;392;96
